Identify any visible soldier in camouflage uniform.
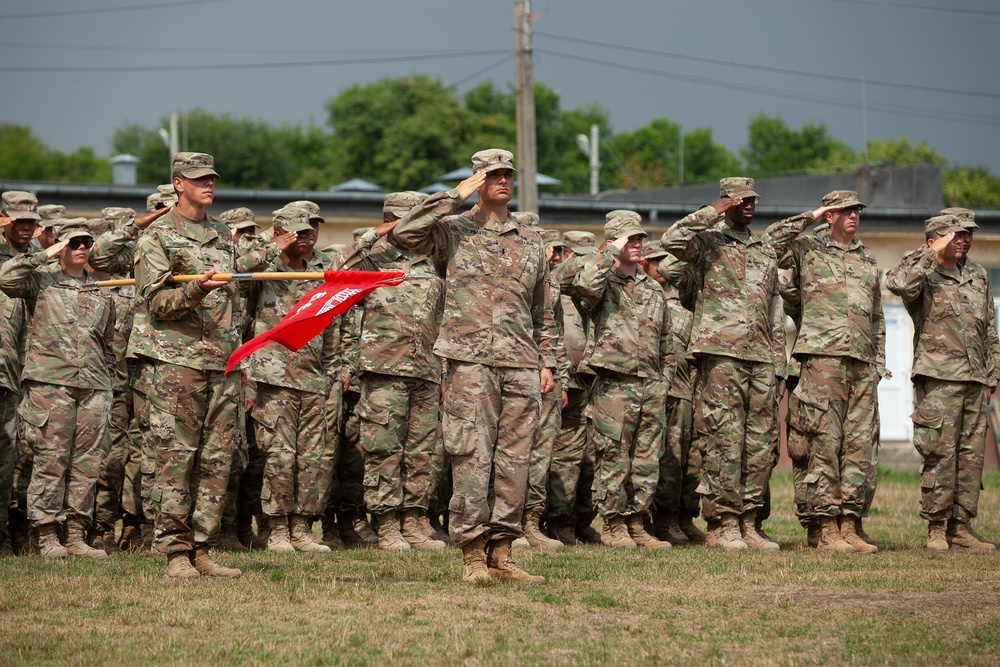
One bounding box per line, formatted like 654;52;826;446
764;190;886;553
338;192;447;551
547;231;601;545
0;192;37;554
243;207;336;554
390;149;555;584
644;243;704;546
662;177;784;551
0;223;115;559
568;211;677;549
34;205;64;250
130;152;243;579
885;214;997;552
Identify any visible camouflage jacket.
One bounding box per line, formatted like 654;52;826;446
885;246;999;386
339;231;444;383
764;213;886;372
128;208;242;371
0;250;115;390
657;253;696;400
0;241;26;393
390;190;557;370
569;246;678;382
244;250;338;394
662;206;783;366
553;251;594;390
89;227;138;391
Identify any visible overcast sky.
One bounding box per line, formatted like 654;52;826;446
2;0;998;178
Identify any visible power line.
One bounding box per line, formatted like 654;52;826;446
0;41;483;56
534;31;1000;100
535;49;1000;127
0;0;238;20
0;50;510;74
449;54;515;89
815;0;1000;20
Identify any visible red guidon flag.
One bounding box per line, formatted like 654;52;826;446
225;270;406;374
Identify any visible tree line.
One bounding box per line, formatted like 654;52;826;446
1;74;998;208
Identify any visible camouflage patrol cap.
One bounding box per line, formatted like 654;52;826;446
383;191;428;219
271;207;312;233
321;243;346;255
37;205;65;221
604;210;647;241
146;191;177;212
2;191;41;221
101;207;136;228
171;152;219;179
286;200;325;223
57;218;93;242
353;227;374;240
218;207;258;231
519;212;540;227
157;184;175;195
87;217;114;237
541;229;567;249
719;177;759;200
924;214;964;236
821;190;866;209
563;230;595;248
471;148;516;174
941;207;977;231
45;217;70;236
642;240;669;261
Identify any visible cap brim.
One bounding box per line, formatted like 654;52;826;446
62;230;93;241
181;167;220;179
279;222;314;233
308;214;325;224
731;190;760;200
7;210;41;221
476;163;517;174
609;227;648;240
572;246;599;255
230;221;259;230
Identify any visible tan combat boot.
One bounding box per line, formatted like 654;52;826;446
93;528;120;555
522;506;563;549
817;516;853;552
487;538;545;584
417;513;450;544
705;517;723;548
36;523;68;559
192;545;242;578
461;535;490;584
947;519;996;552
717;514;748;551
926;520;949;552
679;513;707;544
65;520;108;559
854;517;877;547
353;511;379;546
548;516;578;546
576;519;602;545
216;529;248;552
806;522;821;549
840;515;878;553
601;514;638;549
966;523;1000;548
290;515;331;553
659;512;690;546
400;510;445;550
740;510;779;551
377;512;411;551
164;551;200;580
627;513;672;550
267;516;296;553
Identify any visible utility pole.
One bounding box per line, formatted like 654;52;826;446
514;0;538;214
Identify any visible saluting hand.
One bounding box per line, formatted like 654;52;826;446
272;229;298;252
710;197;744;215
135;205;172;230
929;231;956;255
0;215;14;228
809;205;838;222
456;171;487;202
45;239;69;258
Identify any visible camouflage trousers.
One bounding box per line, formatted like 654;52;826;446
358;373;442;514
221;396;249;530
326;389;365;514
912;378;988;523
147;362;239;554
255;384;332;517
526;378;562;509
787;355;878;518
444;361;539;547
693;355;776;519
93;388;133;532
237;412;265;527
545;385;589;521
120;388;152;522
0;390;19;541
589;372;666;517
654;396;701;517
19;381;111;527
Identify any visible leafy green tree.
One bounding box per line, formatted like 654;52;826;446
742;113;855;177
943;166;1000;208
866;137;947;168
0;124;109;182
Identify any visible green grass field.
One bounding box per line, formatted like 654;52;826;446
2;469;998;666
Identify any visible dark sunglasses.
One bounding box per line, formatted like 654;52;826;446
68;237;94;250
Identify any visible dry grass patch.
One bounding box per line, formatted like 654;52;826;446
1;470;998;666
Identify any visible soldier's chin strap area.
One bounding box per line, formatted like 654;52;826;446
85;272;436;288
